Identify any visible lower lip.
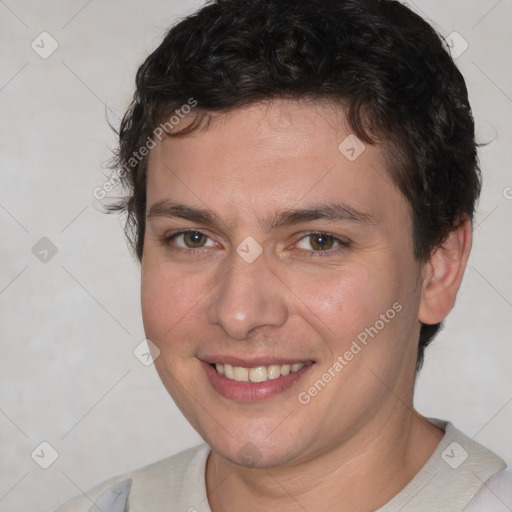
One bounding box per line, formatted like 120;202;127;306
201;361;314;402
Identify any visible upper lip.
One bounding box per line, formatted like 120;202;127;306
200;355;315;367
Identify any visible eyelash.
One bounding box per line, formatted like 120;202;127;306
160;230;350;257
160;230;216;255
293;233;349;257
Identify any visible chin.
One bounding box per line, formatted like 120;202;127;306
202;418;315;469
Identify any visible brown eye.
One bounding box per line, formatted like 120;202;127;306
182;231;209;248
294;232;347;255
308;233;335;251
167;231;215;250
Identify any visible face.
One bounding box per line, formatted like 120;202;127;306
141;100;424;468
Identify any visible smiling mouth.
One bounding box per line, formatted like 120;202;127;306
212;362;309;383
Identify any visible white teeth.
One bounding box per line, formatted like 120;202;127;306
224;364;234;379
249;366;267;382
233;366;249;382
280;364;291;376
214;362;307;382
267;365;282;380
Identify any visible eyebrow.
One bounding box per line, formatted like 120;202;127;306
146;200;220;225
146;200;375;232
266;202;375;231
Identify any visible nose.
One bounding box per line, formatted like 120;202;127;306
206;250;289;340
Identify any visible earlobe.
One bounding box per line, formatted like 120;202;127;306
418;217;473;325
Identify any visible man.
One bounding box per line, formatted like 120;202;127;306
57;0;511;510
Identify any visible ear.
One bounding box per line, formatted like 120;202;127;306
418;217;473;325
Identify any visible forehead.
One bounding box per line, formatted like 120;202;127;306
145;100;404;225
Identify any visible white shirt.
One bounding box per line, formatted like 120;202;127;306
55;420;511;511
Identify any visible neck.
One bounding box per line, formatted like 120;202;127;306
206;409;444;512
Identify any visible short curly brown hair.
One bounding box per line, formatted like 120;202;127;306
109;0;481;370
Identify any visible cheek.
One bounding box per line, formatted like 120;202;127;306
140;258;207;347
285;264;394;348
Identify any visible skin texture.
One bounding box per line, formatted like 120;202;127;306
141;100;471;511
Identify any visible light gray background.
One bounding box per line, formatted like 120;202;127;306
1;1;511;510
